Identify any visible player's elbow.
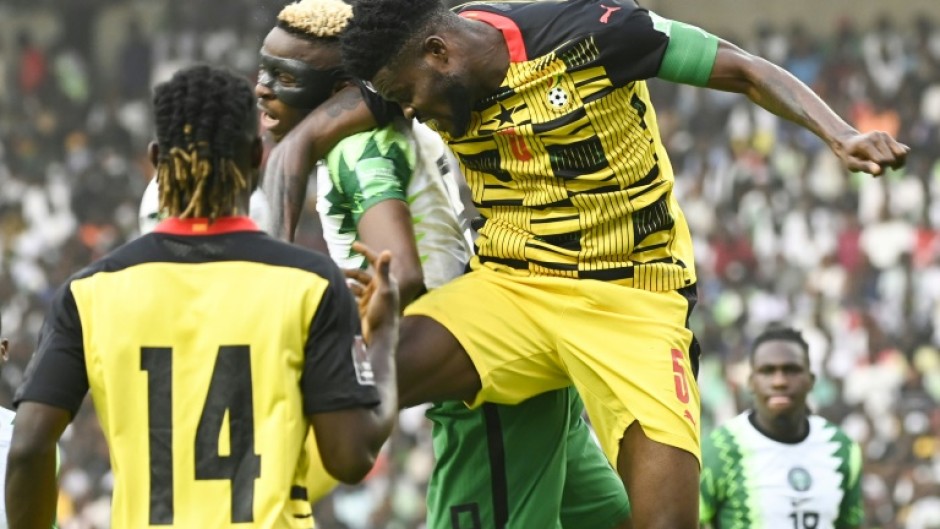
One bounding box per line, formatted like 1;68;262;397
322;444;378;484
7;428;54;469
397;268;426;307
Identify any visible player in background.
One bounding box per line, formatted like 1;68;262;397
0;314;12;529
0;314;60;529
339;0;909;527
257;1;631;527
700;327;863;529
6;64;400;529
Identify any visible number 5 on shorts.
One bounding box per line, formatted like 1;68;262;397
671;349;690;404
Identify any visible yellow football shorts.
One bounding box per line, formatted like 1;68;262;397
404;265;701;466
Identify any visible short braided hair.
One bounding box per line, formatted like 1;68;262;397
340;0;451;81
750;326;811;366
152;65;255;220
278;0;354;41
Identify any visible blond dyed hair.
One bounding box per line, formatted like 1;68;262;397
278;0;353;38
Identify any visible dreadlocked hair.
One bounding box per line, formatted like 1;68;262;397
750;326;810;365
152;64;255;221
278;0;354;41
340;0;450;81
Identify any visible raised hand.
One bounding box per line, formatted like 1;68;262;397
347;241;399;344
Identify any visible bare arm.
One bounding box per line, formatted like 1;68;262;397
357;200;425;306
7;402;70;529
309;247;398;484
706;39;909;175
263;85;378;242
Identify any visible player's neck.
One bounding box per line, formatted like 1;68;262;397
462;18;510;98
749;409;810;444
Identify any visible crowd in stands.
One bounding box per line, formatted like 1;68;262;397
0;1;937;527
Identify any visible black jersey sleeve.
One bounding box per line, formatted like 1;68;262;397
355;79;404;127
13;280;90;417
301;262;381;414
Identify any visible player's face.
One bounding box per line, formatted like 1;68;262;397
749;340;815;421
372;57;474;138
256;27;344;142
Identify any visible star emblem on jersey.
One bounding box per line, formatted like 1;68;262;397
787;467;812;492
547;86;570;110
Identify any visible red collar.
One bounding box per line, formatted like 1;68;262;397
460;10;528;62
153;217;260;236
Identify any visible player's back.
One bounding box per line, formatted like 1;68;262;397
71;218;349;528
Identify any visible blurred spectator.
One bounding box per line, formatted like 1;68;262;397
16;30;47;99
118;19;152;101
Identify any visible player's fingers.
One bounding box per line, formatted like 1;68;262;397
347;279;366;298
846;157;883;176
376;251;392;279
374;251;397;293
344;267;372;285
887;141;910;169
352;241;380;266
863;135;897;166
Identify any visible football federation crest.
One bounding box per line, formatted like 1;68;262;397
547;86;570;110
788;467;812;492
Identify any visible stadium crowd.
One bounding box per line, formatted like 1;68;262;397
0;1;937;527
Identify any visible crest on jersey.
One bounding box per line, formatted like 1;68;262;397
547;74;571;111
788;467;812;492
351;335;375;386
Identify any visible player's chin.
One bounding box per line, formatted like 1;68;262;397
447;118;471;138
264;123;290;143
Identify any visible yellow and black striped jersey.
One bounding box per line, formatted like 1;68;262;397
15;217;379;529
438;0;717;290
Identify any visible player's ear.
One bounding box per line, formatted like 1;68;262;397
148;141;160;170
423;35;448;63
0;339;9;362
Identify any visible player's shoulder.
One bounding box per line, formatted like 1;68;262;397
808;415;857;447
455;0;646;52
456;0;642;20
79;229;341;284
218;231;346;281
703;413;745;446
330;122;412;160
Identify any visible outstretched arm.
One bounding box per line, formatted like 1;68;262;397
309;246;399;484
705;39;909;175
264;85;378;241
7;402;70;529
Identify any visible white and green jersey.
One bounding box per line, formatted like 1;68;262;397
316;121;472;289
700;412;863;529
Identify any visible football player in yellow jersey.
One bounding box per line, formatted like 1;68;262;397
338;0;909;527
6;64;400;529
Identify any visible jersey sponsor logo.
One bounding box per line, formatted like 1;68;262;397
788;466;813;492
352;335;376;385
599;4;622;24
